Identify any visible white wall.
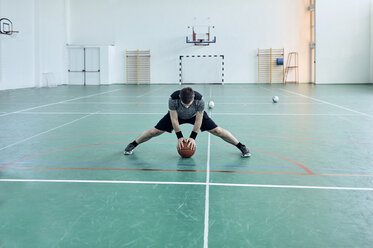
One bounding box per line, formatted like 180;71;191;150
68;0;311;84
2;1;373;88
371;0;373;83
0;0;66;90
36;0;67;87
316;0;371;84
0;0;35;90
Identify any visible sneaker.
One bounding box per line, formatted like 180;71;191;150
239;145;251;158
123;143;135;155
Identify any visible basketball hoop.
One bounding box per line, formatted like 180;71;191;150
3;30;19;35
0;18;19;36
186;19;216;46
194;39;211;46
186;36;216;46
4;30;19;39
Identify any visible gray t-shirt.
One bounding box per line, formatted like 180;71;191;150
168;92;205;120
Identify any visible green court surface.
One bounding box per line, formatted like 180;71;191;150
0;84;373;247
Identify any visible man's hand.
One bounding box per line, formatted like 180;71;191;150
186;138;196;150
177;138;186;150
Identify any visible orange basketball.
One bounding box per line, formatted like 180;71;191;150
177;140;196;158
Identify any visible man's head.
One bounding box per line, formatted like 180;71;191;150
180;87;195;107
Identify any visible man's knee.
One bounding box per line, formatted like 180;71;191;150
209;127;223;136
150;128;164;136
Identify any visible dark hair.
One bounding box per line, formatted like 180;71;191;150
180;87;195;104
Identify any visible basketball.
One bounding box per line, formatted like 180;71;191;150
177;140;196;158
208;100;215;109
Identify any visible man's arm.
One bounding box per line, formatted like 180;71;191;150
186;111;203;150
169;110;181;132
170;110;185;149
193;111;203;133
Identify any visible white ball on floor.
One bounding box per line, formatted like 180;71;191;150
272;96;279;103
208;100;215;109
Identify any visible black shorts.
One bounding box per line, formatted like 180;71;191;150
155;112;218;133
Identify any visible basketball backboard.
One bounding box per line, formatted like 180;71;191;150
186;18;216;46
0;18;19;35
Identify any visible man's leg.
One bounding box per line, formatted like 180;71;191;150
209;127;251;157
124;128;164;155
136;128;164;144
208;127;238;145
124;112;173;155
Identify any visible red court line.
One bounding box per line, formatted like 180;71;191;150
7;140;373;177
4;166;373;177
251;148;313;174
315;173;373;177
1;140;313;175
210;142;313;174
2;132;372;147
4;166;311;175
0;132;142;139
0;141;124;168
236;134;373;146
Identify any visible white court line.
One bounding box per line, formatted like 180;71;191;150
136;86;166;98
102;95;307;98
83;95;170;98
203;87;213;248
213;113;359;116
0;113;97;152
62;102;322;105
213;102;322;105
14;112;358;116
210;95;304;98
0;179;204;186
259;86;288;96
335;115;372;131
203;126;212;248
1;179;373;191
209;183;373;191
280;89;373;118
0;89;120;117
60;102;157;104
14;112;165;115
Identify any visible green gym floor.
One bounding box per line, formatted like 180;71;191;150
0;84;373;247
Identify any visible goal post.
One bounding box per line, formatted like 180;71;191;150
179;55;224;85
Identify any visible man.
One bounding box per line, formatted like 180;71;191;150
124;87;251;157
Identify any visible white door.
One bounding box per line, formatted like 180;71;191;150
85;47;100;85
68;47;84;85
68;47;100;85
